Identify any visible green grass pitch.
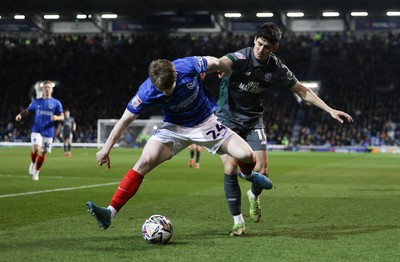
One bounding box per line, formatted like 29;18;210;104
0;147;399;261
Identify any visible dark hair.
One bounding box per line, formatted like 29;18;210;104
255;22;282;45
149;59;176;91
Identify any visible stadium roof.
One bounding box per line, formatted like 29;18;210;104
0;0;398;20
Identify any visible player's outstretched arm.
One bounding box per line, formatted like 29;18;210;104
291;82;354;123
216;56;233;78
204;56;231;77
96;109;138;169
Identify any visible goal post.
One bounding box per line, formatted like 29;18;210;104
97;117;165;148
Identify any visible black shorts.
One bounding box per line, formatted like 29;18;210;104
63;130;72;139
217;115;267;151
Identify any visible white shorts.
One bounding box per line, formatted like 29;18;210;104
31;132;53;153
149;114;234;156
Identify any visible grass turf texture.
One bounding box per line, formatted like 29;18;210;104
0;147;399;261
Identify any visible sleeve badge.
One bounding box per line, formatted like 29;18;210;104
131;95;142;108
233;52;246;59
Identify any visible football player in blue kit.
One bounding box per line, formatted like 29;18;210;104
87;56;272;233
217;22;353;236
15;80;64;181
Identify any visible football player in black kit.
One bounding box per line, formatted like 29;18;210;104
216;22;353;236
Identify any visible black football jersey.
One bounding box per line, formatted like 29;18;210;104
217;47;297;127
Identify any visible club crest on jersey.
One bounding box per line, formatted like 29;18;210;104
264;73;272;81
131;95;142;108
234;52;246;59
186;80;197;89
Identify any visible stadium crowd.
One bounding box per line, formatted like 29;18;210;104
0;30;399;147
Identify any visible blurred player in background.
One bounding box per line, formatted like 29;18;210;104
15;80;64;180
86;56;272;233
217;22;354;236
188;143;201;169
62;109;76;157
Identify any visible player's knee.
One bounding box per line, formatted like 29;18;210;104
237;148;255;163
243;150;256;164
224;164;238;175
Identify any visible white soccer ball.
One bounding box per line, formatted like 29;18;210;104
141;215;173;244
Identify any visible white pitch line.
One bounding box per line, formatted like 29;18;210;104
0;182;119;198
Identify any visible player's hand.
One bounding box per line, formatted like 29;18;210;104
217;70;229;79
199;72;206;81
96;150;111;169
15;114;22;121
330;110;354;124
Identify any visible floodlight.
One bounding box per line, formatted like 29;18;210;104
322;12;340;17
287;12;304;17
256;12;274;17
224;13;241;18
43;14;60;19
101;14;118;19
387;11;400;16
351;12;368;17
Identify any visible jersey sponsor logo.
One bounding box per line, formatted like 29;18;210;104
37;110;53;116
170;86;199;111
238;81;264;93
264;73;272;81
233;52;246;59
131;95;142;108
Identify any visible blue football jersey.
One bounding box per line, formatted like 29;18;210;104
127;56;218;127
27;97;64;138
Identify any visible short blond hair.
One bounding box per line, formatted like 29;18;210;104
42;80;55;88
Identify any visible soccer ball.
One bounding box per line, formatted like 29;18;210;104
141;215;173;244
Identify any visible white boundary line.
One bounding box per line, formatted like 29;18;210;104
0;182;119;198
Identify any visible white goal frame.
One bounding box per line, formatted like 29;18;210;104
97;117;165;148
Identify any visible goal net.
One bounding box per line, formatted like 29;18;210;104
97;117;165;148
